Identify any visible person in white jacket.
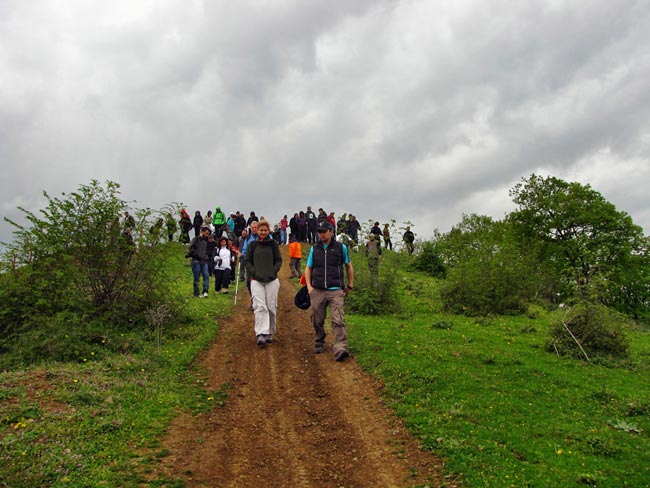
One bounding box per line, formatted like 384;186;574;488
213;236;232;294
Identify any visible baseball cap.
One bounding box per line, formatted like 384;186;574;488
316;221;333;232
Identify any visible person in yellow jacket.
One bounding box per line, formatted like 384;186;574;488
288;233;303;278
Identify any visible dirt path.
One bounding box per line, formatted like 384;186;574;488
156;245;453;487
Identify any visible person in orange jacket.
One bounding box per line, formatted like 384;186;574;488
288;233;303;278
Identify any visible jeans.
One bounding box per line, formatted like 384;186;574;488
191;261;210;296
279;229;287;245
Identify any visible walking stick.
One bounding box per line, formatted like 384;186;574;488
233;258;241;304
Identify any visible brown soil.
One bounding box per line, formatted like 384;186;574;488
156;245;456;488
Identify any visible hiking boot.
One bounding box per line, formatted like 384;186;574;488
314;345;324;354
265;334;273;344
256;335;266;348
334;350;349;362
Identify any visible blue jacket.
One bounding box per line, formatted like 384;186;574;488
241;233;259;256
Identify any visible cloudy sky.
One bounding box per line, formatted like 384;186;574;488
2;0;650;245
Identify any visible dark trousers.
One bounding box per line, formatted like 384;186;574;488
214;268;230;291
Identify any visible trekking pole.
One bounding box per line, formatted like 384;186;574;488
233;258;241;304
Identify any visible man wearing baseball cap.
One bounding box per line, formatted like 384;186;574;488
304;220;355;361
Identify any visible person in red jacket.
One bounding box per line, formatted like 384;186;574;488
327;212;336;233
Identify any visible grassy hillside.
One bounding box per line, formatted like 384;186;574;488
0;242;231;487
2;241;649;487
347;250;650;487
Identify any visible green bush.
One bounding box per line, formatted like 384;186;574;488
1;180;180;366
347;254;400;315
547;301;630;360
526;303;546;319
2;312;101;366
427;215;551;316
411;241;446;277
439;250;541;316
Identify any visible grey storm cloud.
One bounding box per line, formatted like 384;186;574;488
2;0;650;247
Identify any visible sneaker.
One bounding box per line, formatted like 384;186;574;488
256;335;266;347
203;292;208;298
334;350;349;362
265;334;273;344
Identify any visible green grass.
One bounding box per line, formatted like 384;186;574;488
0;242;232;487
3;242;649;487
347;250;650;487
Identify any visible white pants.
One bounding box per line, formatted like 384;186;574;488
250;278;280;337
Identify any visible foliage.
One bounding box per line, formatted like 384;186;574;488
346;249;401;315
410;237;446;277
604;238;650;324
435;214;548;315
548;301;630;360
509;174;646;304
0;180;178;364
423;174;650;321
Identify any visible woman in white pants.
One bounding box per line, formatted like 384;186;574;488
244;220;283;347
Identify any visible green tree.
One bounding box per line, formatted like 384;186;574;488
509;174;646;305
605;237;650;322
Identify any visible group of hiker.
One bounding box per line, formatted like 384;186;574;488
174;207;256;244
126;205;416;362
284;207;362;244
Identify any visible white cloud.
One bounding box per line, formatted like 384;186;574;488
2;0;650;248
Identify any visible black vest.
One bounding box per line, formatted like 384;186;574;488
311;240;345;289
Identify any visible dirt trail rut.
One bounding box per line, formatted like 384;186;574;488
156;245;452;487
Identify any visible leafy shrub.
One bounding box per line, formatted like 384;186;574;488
526;304;545;319
346;254;400;315
440;250;541;316
1;180;179;366
411;241;446;277
432;215;550;316
547;301;630;360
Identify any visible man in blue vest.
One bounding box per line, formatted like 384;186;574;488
304;220;355;361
